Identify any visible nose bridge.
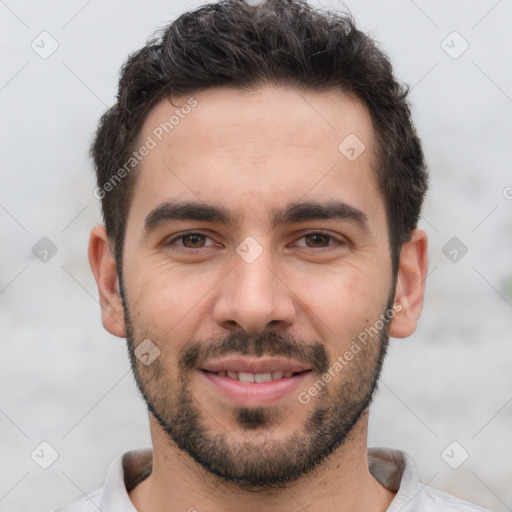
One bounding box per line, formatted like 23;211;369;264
213;237;296;333
235;245;276;300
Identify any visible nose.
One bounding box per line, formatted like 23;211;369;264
212;243;297;334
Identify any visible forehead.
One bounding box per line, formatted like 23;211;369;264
127;85;382;230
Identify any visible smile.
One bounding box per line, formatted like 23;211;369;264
203;369;306;382
200;368;312;406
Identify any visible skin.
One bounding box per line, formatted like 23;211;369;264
89;85;428;512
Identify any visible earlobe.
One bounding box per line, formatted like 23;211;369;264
88;225;126;338
389;228;428;339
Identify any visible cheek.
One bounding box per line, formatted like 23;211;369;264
295;264;389;343
127;261;217;338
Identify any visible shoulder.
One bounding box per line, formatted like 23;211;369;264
368;448;490;512
52;486;103;512
413;485;491;512
51;448;151;512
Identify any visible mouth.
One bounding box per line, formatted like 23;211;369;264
201;369;308;382
199;356;312;406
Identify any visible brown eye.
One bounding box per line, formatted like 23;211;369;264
304;233;331;247
181;234;207;248
166;231;218;252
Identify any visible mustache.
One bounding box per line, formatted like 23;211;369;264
178;330;329;375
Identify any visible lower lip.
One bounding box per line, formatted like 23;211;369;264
200;370;311;406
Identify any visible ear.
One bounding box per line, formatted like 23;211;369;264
389;228;428;338
88;225;126;337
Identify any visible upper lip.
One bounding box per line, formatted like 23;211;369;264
200;356;310;374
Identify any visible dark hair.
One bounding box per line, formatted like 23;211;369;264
91;0;428;274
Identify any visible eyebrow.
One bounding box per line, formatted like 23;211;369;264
143;200;370;233
144;202;234;232
272;201;369;230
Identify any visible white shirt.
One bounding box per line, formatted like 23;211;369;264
54;447;489;511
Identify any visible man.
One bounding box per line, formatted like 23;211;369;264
59;0;488;510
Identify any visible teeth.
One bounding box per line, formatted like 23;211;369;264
214;370;297;382
254;372;272;383
238;371;254;383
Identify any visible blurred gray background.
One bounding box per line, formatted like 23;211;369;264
1;0;511;510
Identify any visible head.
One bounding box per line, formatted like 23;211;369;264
88;0;428;490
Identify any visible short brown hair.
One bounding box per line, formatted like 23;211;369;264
91;0;428;274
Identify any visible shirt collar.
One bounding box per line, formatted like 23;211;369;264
99;446;416;511
99;448;152;511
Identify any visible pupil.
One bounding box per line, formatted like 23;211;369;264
185;234;204;247
307;234;328;247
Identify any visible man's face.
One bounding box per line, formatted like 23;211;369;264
120;86;395;487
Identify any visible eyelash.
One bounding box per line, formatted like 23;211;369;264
165;230;345;252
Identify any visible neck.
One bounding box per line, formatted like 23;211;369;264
129;412;395;512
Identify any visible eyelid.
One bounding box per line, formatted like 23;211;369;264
291;230;346;248
165;229;346;251
166;230;218;248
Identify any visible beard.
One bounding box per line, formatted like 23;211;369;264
121;284;392;491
